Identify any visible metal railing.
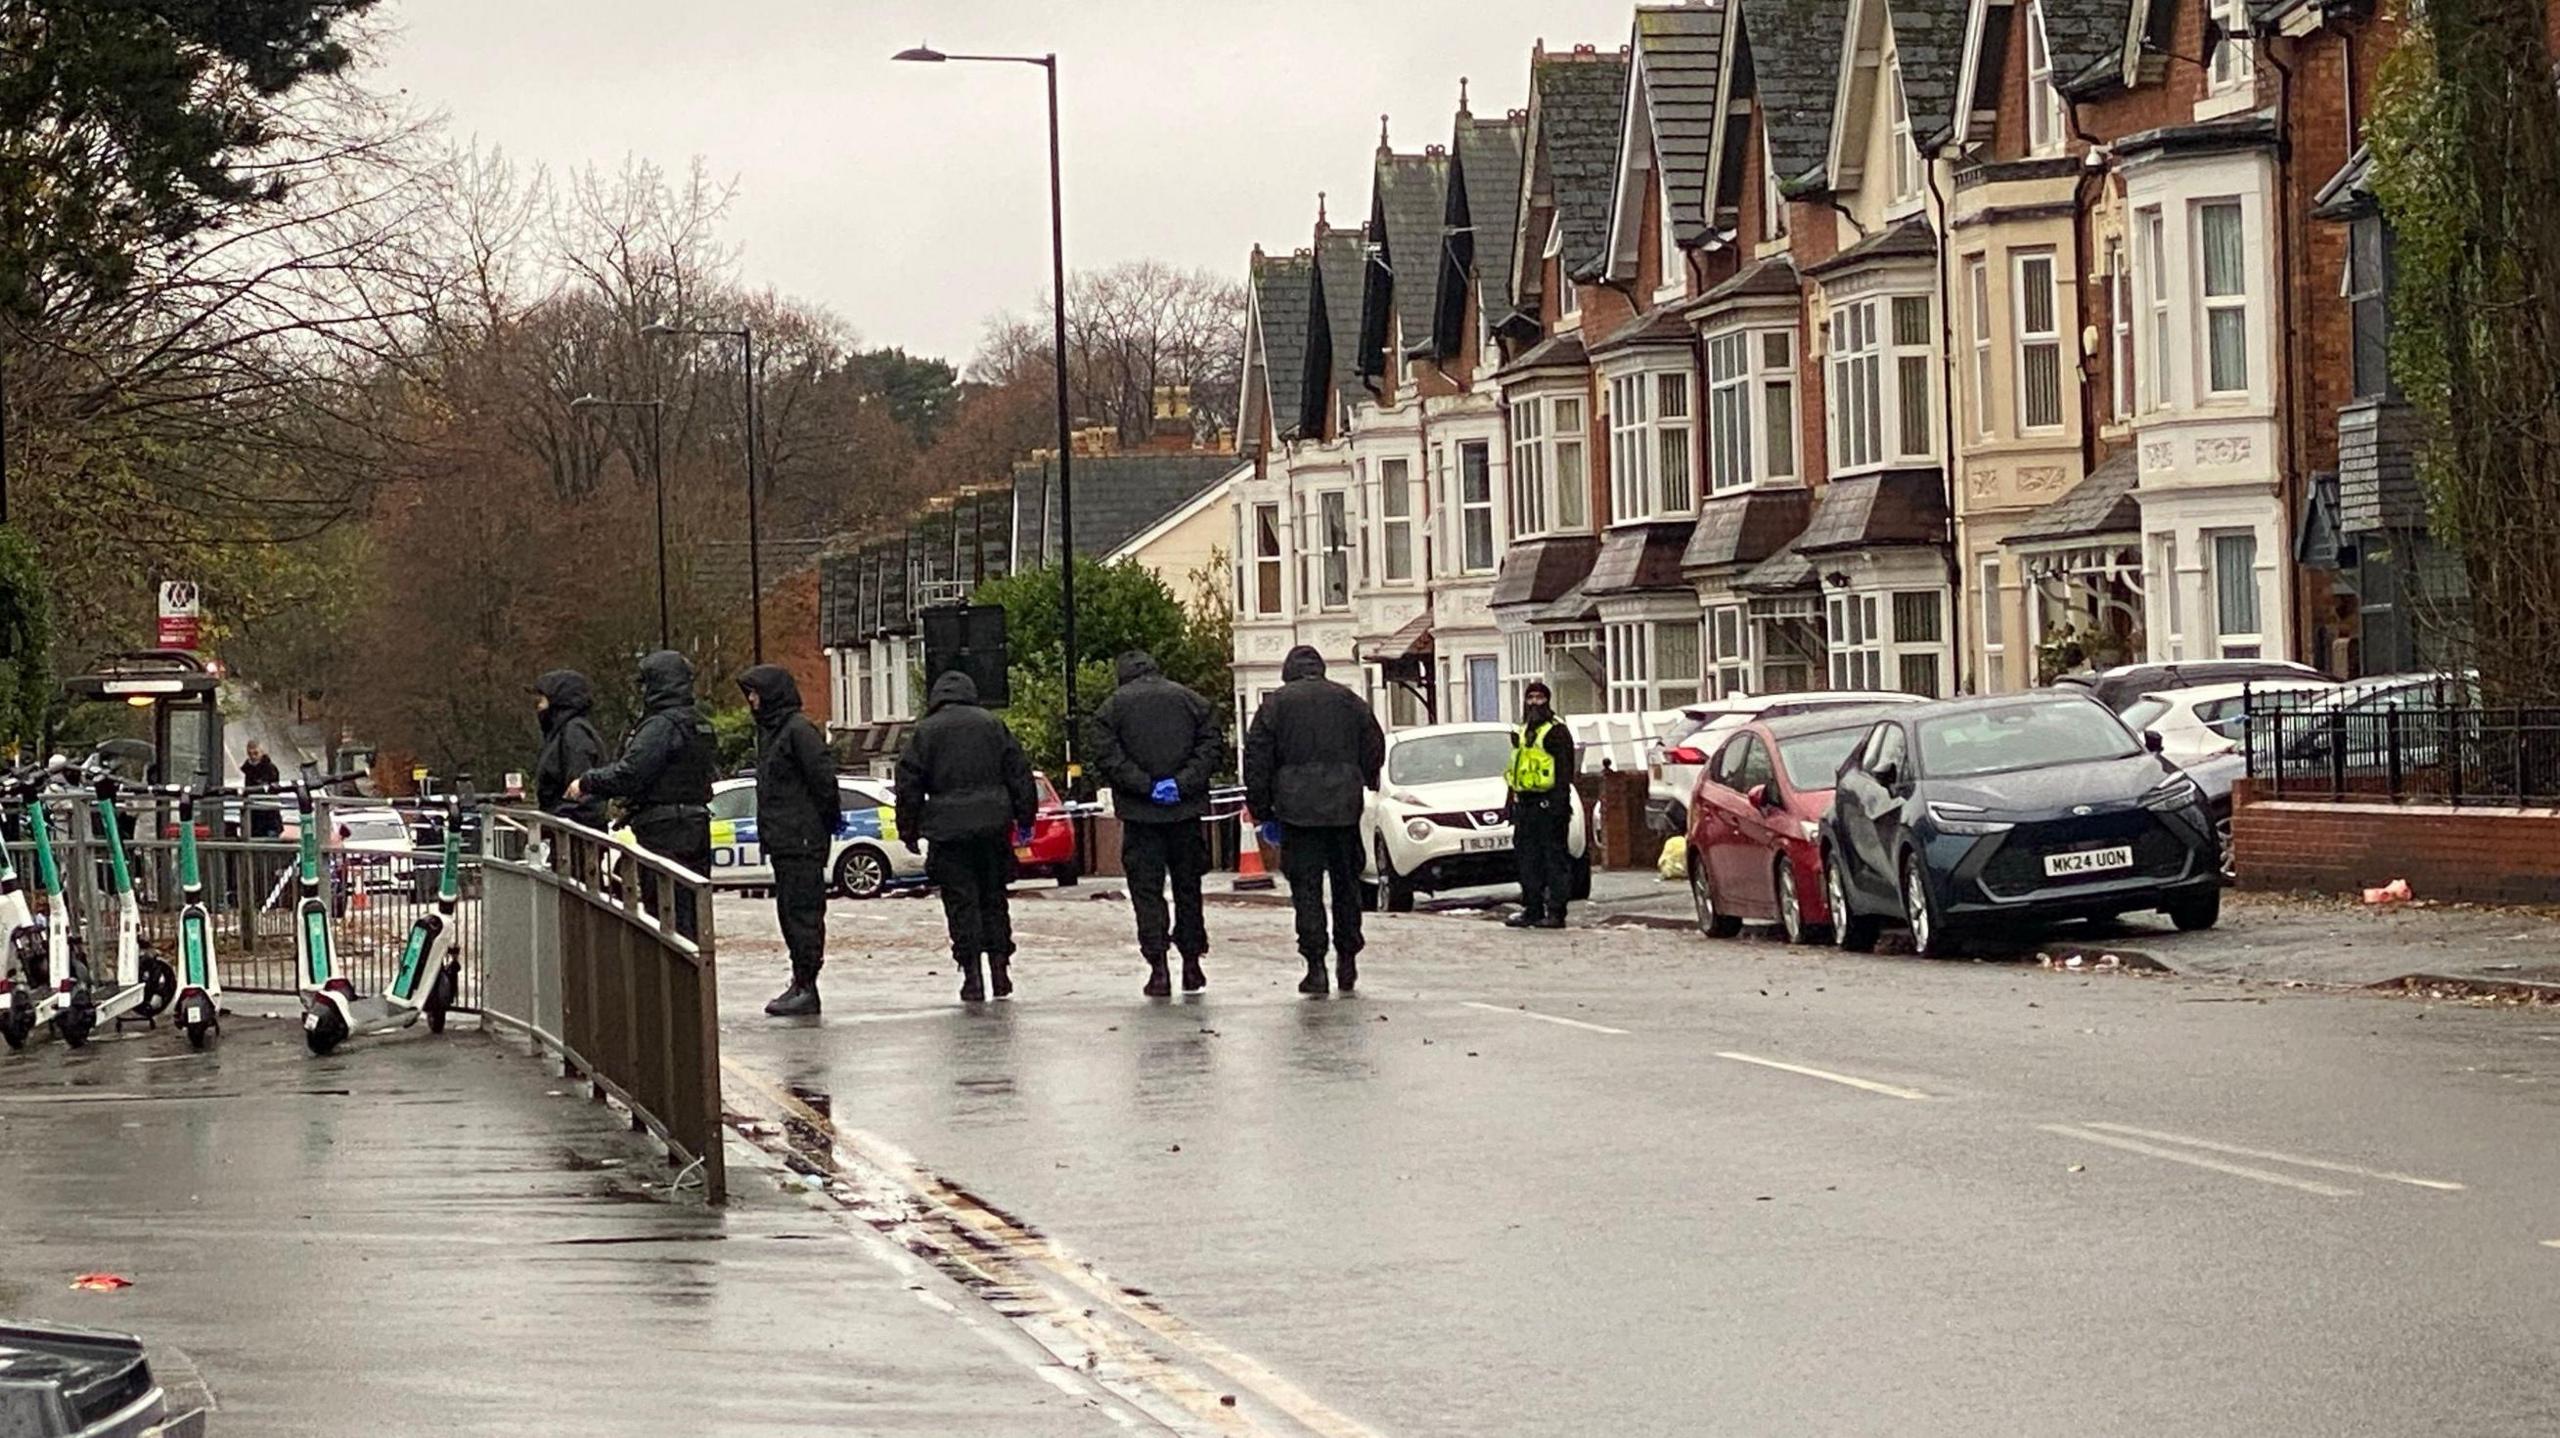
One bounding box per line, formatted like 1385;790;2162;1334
478;807;724;1203
2242;681;2560;806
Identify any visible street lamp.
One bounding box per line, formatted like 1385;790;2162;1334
569;394;670;649
643;318;765;664
895;41;1082;787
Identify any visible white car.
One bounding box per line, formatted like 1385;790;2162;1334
2118;678;2336;765
1653;691;1927;830
696;775;927;898
1359;722;1590;912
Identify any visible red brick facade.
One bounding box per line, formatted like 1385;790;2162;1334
2234;795;2560;904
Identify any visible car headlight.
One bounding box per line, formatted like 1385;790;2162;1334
1798;818;1822;842
2141;775;2204;811
1404;818;1433;843
1926;800;2015;835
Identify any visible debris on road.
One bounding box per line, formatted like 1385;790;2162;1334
2363;878;2414;905
69;1273;132;1291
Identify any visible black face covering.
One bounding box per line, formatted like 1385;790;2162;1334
1523;703;1554;728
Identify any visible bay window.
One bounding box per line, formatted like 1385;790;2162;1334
1893;297;1934;456
1382;457;1415;583
1317;491;1351;611
1656;621;1702;707
1459;442;1496;573
1608;368;1698;520
1830;302;1883;470
1609;372;1651;518
1655;373;1694;513
2107;236;2134;422
2015;251;2063;433
1553;397;1589;529
2141;207;2170;409
2211;530;2261;658
1965;257;1992;439
1509;402;1547;536
2199;200;2249;396
1828;588;1950;697
1709;604;1751;697
1605;621;1652;713
1508;393;1592;538
1827;293;1934;473
1252;502;1283;616
1604;618;1701;711
1706;327;1798;492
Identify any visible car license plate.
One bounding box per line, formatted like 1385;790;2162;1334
1013;846;1034;860
2043;845;2134;877
1460;835;1508;854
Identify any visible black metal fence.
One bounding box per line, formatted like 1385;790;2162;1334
2241;679;2560;806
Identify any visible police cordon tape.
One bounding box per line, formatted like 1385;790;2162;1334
1051;784;1251;823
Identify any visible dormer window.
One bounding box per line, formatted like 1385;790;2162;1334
1760;134;1790;240
2208;0;2255;92
1889;70;1922;206
1544;213;1580;319
2026;0;2065;156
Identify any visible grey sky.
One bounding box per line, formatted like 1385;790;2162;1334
374;0;1643;367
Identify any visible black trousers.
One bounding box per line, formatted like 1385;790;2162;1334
1515;805;1572;920
631;809;712;942
929;834;1016;968
770;849;827;984
1280;824;1364;962
1122;821;1210;962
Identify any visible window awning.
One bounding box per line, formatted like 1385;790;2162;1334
1361;608;1436;664
2005;451;2141;550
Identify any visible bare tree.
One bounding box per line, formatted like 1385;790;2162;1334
973;260;1246;446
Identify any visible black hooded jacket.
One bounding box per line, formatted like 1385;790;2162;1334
580;650;718;816
532;669;610;829
895;672;1037;844
1088;650;1222;825
1243;646;1384;828
738;665;840;859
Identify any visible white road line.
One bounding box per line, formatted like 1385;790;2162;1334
2541;1240;2560;1250
2039;1124;2358;1197
1460;1000;1628;1035
1714;1051;1933;1101
2082;1122;2466;1192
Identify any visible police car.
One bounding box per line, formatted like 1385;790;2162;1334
700;775;926;898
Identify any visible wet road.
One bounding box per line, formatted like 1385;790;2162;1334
719;888;2560;1437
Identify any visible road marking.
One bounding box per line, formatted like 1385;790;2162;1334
2039;1124;2357;1197
1714;1051;1933;1101
2542;1240;2560;1250
1460;1001;1628;1035
2082;1122;2465;1192
725;1058;1383;1438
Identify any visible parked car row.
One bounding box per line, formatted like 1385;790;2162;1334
616;771;1079;900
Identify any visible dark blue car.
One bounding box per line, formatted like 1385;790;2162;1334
1820;692;2223;956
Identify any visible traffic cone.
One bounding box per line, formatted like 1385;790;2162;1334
1234;807;1274;892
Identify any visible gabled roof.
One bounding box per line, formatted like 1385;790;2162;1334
1744;0;1856;191
1888;0;1975;146
2026;0;2130;93
1307;226;1370;429
1629;5;1729;252
1362;147;1450;376
1248;252;1313;446
1521;46;1632;289
1013;453;1240;567
1804;215;1938;276
1448;109;1530;339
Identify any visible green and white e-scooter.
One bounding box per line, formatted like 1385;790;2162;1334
75;769;180;1042
0;761;60;1050
163;786;223;1049
293;772;454;1054
389;789;465;1036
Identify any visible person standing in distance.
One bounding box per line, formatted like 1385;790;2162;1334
1503;680;1580;929
239;741;283;837
895;671;1037;1003
529;670;609;830
569;650;718;936
1242;646;1385;995
1089;650;1223;997
739;665;839;1018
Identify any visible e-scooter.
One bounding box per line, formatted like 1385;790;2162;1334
163;786;223;1049
71;770;180;1039
389;789;466;1035
0;761;58;1050
290;771;420;1055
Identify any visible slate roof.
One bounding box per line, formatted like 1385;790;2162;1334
1309;227;1370;429
2042;0;2134;93
1365;149;1450;374
1634;5;1729;249
2312;145;2375;220
1587;521;1697;596
1496;327;1592;380
2007;450;2141;545
1692;252;1803;308
1532;49;1633;280
1587;305;1692;356
1450;110;1530;335
1744;0;1855;190
1250;252;1314;446
1011;453;1239;567
1804;216;1939;276
1888;0;1975;145
1794;470;1950;554
1684;485;1813;573
1492;533;1603;610
1736;541;1818;592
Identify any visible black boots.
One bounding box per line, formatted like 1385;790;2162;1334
958;957;985;1003
1336;953;1359;993
1504;909;1542;928
1538;910;1568;930
1181;956;1207;993
989;956;1012;999
1143;957;1172;998
1297;957;1329;995
764;982;820;1018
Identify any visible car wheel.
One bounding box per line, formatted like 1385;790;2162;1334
1376;839;1414;913
833;846;888;900
2212;802;2235;882
1900;852;1954;958
1826;850;1879;952
1776;858;1816;946
1690;852;1741;938
2168;887;2223;932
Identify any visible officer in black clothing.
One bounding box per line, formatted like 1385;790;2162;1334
530;670;609;829
570;650;718;936
1504;680;1580;929
895;671;1037;1003
1242;646;1385;995
739;664;839;1018
1089;650;1223;997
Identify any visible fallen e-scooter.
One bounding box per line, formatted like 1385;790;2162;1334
289;770;436;1055
387;787;466;1035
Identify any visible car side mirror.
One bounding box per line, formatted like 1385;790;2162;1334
1663;745;1708;766
2144;730;2165;754
1745;783;1772;810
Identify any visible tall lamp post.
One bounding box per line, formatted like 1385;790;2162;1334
570;394;670;649
895;42;1081;785
643;319;763;663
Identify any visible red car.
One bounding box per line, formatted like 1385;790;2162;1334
1013;772;1080;886
1683;711;1886;945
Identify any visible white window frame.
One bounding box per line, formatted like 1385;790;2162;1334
1705;325;1799;492
1888;70;1921;208
1458;441;1497;574
1760;132;1789;240
1316;489;1352;612
2025;0;2065;157
1509;400;1548;538
1977;555;2005;677
1655;620;1703;708
1381;457;1416;584
1251;501;1285;617
1654;371;1695;514
1709;603;1752;697
1827;293;1935;474
2140;206;2170;410
2196;199;2251;398
1552;394;1590;531
2156;535;2185;659
2209;529;2262;658
2208;0;2255;93
1605;621;1653;713
2107;235;2134;423
2013;250;2065;435
1965;257;1993;439
1605;367;1699;522
1608;372;1651;520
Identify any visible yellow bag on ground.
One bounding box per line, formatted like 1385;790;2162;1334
1657;835;1687;882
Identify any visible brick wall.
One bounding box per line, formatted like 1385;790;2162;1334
2233;793;2560;903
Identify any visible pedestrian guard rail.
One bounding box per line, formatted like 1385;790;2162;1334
2240;678;2560;807
477;807;725;1202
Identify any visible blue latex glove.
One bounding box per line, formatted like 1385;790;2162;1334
1150;778;1181;806
1014;823;1035;846
1258;820;1284;847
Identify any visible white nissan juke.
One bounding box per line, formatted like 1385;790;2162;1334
1360;722;1592;912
